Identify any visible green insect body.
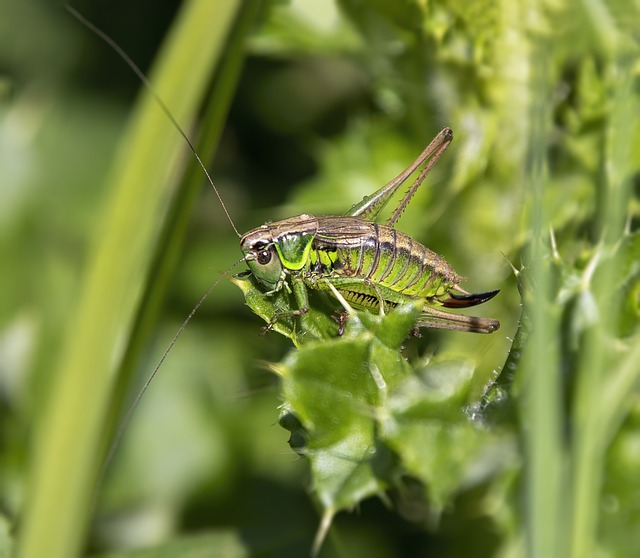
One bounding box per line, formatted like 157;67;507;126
241;128;500;334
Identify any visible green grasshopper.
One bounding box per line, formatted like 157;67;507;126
239;128;499;335
69;8;498;338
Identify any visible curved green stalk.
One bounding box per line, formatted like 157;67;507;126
17;2;241;557
568;51;637;558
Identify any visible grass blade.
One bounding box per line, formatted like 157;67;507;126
17;1;241;557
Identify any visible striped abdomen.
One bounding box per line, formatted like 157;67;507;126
310;216;461;301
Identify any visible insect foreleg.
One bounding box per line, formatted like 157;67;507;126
325;282;356;336
292;275;311;313
260;275;309;335
325;282;353;314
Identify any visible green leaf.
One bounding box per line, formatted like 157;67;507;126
275;302;421;513
382;360;508;507
263;293;510;544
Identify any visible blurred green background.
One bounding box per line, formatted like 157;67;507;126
1;0;639;557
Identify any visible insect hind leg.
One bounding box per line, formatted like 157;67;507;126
418;305;500;333
306;275;397;319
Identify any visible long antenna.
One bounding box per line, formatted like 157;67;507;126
98;258;245;484
66;5;246;487
65;4;241;238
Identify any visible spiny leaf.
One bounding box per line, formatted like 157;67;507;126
249;289;508;549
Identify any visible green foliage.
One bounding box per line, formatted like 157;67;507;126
240;273;508;552
237;263;509;547
2;0;639;557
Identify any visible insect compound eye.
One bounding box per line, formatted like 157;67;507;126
257;249;272;265
246;244;282;291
